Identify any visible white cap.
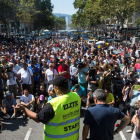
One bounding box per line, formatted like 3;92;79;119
9;62;13;66
50;55;54;58
137;79;140;83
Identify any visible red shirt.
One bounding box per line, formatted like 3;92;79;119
56;43;59;47
58;64;69;79
135;63;140;70
5;58;9;62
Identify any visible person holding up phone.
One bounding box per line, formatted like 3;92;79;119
131;97;140;140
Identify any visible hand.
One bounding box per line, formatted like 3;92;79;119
131;84;135;89
125;86;130;91
12;105;16;108
87;95;90;99
27;103;30;107
81;68;83;72
131;114;140;131
32;66;35;70
19;80;23;83
14;104;25;111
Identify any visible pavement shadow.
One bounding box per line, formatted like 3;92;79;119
0;117;29;131
0;111;29;132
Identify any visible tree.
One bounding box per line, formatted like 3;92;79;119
16;0;40;33
0;0;14;35
53;16;66;31
72;0;140;29
135;18;140;27
33;0;54;30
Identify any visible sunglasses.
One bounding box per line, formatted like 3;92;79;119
49;66;53;67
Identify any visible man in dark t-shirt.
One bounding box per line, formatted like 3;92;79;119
82;89;130;140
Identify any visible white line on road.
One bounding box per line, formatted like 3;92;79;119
24;128;32;140
119;131;127;140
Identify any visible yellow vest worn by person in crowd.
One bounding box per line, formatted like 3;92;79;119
44;92;81;140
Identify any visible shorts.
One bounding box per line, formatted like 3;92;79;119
22;84;33;94
8;84;17;95
7;108;14;113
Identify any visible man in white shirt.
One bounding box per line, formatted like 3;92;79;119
44;63;58;91
14;58;22;72
6;63;19;99
20;89;35;119
103;54;111;63
17;61;34;94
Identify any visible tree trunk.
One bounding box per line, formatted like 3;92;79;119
24;22;26;34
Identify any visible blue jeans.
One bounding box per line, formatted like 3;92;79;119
67;79;70;92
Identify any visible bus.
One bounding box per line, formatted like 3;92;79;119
119;27;139;41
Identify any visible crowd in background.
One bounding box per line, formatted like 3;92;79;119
1;36;140;137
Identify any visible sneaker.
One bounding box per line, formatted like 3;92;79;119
126;129;132;133
11;114;16;119
7;115;10;119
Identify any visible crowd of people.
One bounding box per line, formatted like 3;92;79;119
0;36;140;139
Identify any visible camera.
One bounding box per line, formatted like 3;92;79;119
5;65;12;72
111;67;117;75
0;65;4;73
125;73;138;86
89;67;96;77
88;67;99;87
77;58;85;69
125;78;135;86
124;58;130;65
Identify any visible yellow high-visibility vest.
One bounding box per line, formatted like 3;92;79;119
44;92;81;140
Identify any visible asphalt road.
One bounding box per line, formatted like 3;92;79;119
0;104;132;140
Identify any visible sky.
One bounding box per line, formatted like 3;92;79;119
51;0;77;15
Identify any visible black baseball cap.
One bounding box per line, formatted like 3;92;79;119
49;76;67;87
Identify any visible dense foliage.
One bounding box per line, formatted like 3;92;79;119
71;0;140;29
0;0;66;34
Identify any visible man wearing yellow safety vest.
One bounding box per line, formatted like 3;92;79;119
16;76;81;140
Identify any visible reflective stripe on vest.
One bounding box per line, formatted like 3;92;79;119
47;116;80;126
44;129;79;138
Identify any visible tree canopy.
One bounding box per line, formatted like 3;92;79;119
0;0;64;34
72;0;140;29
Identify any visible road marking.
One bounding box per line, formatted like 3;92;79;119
119;131;127;140
24;128;32;140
